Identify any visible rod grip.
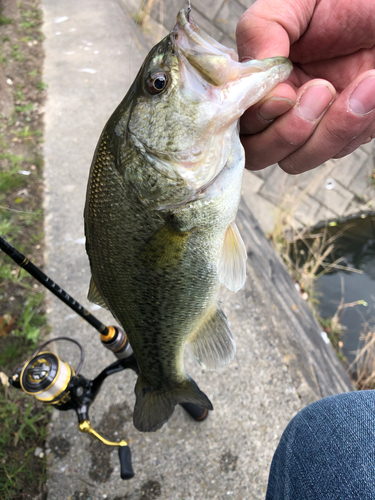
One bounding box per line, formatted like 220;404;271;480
118;445;134;480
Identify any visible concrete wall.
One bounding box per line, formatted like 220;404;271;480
143;0;256;50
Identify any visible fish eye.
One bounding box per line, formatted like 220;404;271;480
146;71;169;95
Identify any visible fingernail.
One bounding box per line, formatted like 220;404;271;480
349;76;375;115
298;84;334;121
258;97;295;121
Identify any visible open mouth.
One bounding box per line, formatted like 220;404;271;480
173;9;292;92
167;9;293;193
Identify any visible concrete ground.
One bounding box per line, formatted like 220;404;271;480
41;1;353;499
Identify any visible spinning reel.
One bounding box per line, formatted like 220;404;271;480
0;235;208;480
9;333;137;479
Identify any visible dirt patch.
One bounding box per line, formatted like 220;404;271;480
72;487;92;500
112;479;162;500
49;435;72;459
139;480;162;500
220;450;238;472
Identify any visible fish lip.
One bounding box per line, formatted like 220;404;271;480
174;9;238;61
173;9;292;87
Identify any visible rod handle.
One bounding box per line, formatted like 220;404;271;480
118;445;135;480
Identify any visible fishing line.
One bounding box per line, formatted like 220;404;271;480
127;0;145;86
128;0;148;78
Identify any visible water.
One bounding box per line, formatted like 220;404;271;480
313;215;375;363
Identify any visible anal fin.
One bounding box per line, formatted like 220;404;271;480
87;277;109;310
189;304;235;370
218;222;247;292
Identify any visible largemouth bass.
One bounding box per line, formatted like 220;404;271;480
85;10;292;432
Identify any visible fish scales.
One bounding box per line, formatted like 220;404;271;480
87;131;241;383
85;10;292;432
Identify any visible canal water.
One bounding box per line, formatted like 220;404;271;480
313;214;375;364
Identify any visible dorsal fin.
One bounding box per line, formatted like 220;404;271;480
218;222;247;292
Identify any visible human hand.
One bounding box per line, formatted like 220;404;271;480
236;0;375;174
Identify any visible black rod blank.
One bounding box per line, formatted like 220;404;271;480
0;235;109;335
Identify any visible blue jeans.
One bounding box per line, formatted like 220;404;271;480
266;391;375;499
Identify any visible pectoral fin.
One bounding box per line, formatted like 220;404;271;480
88;277;109;310
218;222;247;292
189;304;235;370
141;223;189;269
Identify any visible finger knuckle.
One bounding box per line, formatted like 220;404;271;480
271;123;309;149
279;156;307;175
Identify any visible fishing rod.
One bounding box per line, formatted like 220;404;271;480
0;235;109;335
0;234;208;480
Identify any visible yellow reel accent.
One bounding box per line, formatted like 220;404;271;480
78;420;128;447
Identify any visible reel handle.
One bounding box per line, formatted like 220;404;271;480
118;445;135;480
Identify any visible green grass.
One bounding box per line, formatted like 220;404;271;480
19;6;42;32
15;87;24;101
28;68;39;77
11;44;24;62
0;1;49;492
12;125;42;139
0;389;50;498
0;206;49;500
36;80;48;92
15;102;34;113
32;152;44;169
20;20;35;29
0;165;27;192
0;16;12;26
13;293;46;345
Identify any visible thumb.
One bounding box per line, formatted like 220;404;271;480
236;0;316;61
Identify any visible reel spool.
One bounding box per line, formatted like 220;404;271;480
20;351;73;404
11;337;84;407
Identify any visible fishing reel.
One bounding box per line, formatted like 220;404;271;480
1;234;209;480
9;331;138;480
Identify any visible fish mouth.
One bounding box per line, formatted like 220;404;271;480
135;10;291;200
167;10;292;193
173;9;292;112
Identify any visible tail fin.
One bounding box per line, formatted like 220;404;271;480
133;375;213;432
